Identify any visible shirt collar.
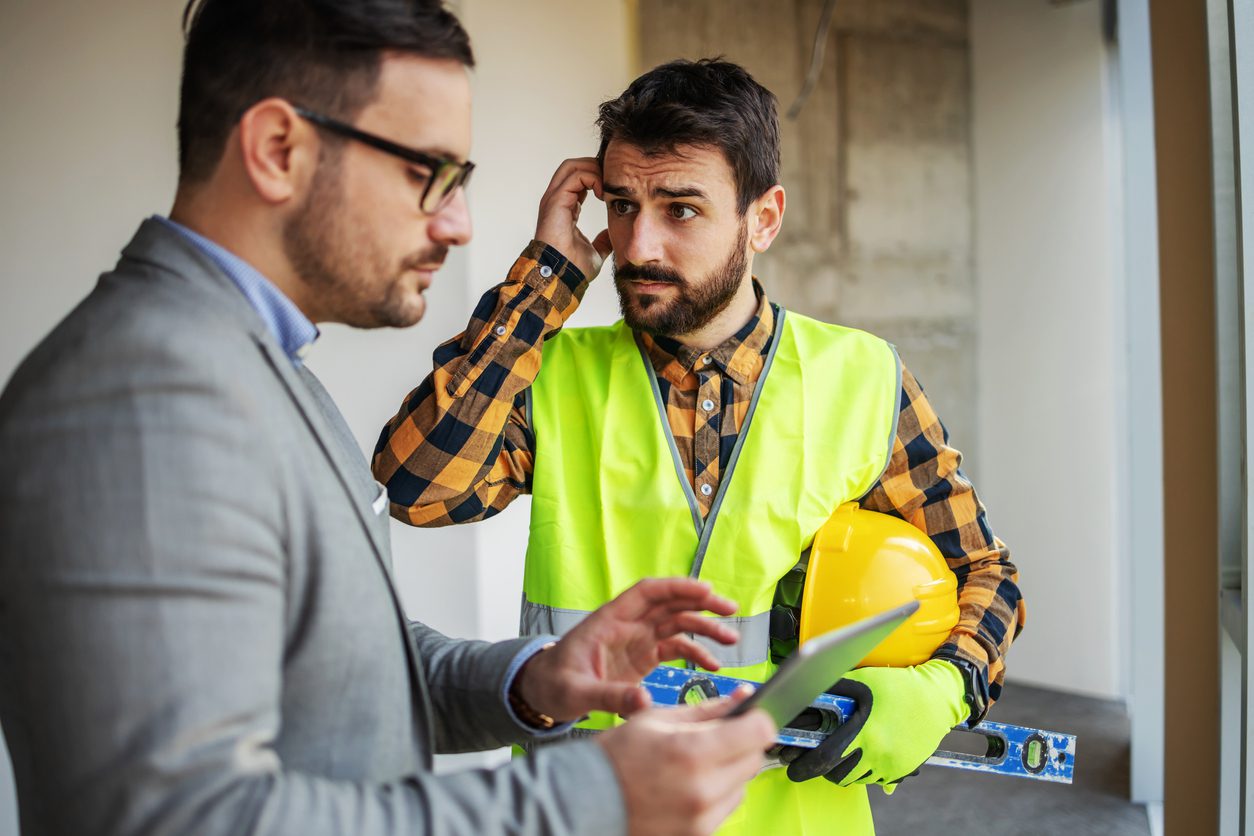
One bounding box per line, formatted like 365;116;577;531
154;216;319;364
639;279;776;386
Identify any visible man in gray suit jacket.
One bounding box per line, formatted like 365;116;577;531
0;2;776;834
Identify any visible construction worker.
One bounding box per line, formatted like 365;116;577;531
373;58;1026;834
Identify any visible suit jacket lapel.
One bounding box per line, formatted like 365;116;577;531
253;340;393;561
120;219;427;699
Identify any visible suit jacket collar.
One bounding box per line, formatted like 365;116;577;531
117;218;422;684
119;218;274;340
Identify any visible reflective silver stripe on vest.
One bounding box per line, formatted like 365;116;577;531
520;594;772;669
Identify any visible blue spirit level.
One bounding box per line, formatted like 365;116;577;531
643;666;1076;784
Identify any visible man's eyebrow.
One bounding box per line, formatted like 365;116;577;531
601;183;711;201
421;146;464;163
655;186;709;201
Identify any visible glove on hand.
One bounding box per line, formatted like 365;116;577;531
783;658;969;789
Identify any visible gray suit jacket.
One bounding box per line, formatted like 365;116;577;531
0;220;624;836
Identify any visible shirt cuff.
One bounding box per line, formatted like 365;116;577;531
500;634;577;738
516;240;589;301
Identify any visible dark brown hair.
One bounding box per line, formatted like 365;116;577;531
596;58;780;214
178;0;473;183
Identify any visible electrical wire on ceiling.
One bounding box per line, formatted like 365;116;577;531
786;0;839;120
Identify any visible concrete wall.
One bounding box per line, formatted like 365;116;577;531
971;0;1122;698
637;0;1126;699
637;0;980;459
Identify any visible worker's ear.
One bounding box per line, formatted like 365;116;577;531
236;98;320;206
748;185;785;254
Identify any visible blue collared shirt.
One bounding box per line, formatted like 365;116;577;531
154;216;319;364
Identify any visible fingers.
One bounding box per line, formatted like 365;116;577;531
716;706;778;755
776;745;804;766
536;159;601;243
600;695;770;836
785;708;866;783
541;156;600;196
655;637;722;671
655;611;739;645
539;158;601;210
534;158;609;279
661;691;744;723
655;635;724;671
577;681;652;718
609;577;739;621
660;685;766;729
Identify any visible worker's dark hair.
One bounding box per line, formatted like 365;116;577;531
178;0;474;183
595;58;780;215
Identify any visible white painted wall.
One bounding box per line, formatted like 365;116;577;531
455;0;632;648
0;0;634;811
0;5;187;832
971;0;1123;698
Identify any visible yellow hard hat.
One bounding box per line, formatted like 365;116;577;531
798;501;959;667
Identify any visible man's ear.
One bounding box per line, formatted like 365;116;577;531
748;185;785;253
236;98;318;205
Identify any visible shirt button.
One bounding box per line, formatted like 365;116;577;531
703;356;713;365
701;398;715;412
494;325;507;336
539;265;554;278
700;483;714;497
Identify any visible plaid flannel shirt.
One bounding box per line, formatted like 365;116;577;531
373;241;1025;713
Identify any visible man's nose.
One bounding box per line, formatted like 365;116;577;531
619;212;664;265
428;188;472;247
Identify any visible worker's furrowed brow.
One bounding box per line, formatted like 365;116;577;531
655;186;710;201
601;183;712;202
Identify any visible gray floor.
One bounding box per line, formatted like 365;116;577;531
869;682;1152;836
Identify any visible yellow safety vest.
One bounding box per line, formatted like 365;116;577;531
525;310;900;835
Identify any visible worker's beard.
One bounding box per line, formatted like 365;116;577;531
614;224;749;338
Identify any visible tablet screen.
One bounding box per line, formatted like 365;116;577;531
728;600;919;728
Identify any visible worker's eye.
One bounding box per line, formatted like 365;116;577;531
610;199;637;216
669;204;697;221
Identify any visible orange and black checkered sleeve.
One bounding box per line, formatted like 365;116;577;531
859;365;1026;721
371;241;587;527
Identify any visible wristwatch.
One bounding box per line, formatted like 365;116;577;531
941;656;989;725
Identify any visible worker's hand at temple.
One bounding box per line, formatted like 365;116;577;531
534;156;612;280
512;576;742;722
598;688;777;836
782;658;969;791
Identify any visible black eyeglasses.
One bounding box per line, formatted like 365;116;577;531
292;106;474;214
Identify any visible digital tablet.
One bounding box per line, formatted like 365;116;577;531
727;599;920;728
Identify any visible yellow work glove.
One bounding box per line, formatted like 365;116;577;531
783;659;969;790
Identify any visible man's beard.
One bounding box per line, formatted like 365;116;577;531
282;152;446;329
613;223;749;338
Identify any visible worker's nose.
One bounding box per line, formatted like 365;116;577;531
619;213;664;266
428;187;472;247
